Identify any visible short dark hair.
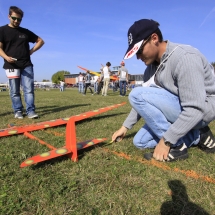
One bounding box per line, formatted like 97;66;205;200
142;21;163;42
9;6;24;18
140;21;163;42
106;62;111;67
153;28;163;42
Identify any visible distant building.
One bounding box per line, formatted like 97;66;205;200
112;66;144;85
129;74;144;85
112;66;121;75
64;74;79;85
34;81;54;88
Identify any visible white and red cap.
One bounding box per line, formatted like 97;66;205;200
124;19;159;60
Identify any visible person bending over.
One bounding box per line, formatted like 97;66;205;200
112;19;215;162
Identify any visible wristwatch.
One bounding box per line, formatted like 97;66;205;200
163;138;172;147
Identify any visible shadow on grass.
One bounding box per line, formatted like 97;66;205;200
0;104;92;117
0;109;13;117
37;103;91;116
160;180;209;215
76;112;128;124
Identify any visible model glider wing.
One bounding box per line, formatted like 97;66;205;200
20;138;107;167
0;102;126;137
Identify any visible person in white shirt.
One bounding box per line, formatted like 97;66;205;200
59;80;65;92
101;62;111;96
93;76;99;94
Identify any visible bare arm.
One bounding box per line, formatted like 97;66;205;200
29;37;45;55
0;42;16;63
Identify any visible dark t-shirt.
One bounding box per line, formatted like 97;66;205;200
85;74;91;83
0;25;38;69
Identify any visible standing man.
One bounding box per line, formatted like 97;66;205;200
93;75;99;94
97;69;104;95
101;62;111;96
118;61;128;96
78;72;84;93
59;80;65;92
83;70;93;95
112;19;215;161
0;6;44;119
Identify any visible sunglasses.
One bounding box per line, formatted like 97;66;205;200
136;35;151;56
10;16;22;22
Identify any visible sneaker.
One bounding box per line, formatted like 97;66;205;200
144;143;188;162
14;111;23;119
166;143;188;161
198;126;215;153
27;111;38;119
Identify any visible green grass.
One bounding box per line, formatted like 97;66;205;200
0;88;215;215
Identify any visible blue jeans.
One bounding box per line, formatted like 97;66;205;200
94;82;98;92
9;66;35;115
79;82;84;93
129;86;205;149
120;80;127;96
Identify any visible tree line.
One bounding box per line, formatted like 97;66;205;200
51;70;70;83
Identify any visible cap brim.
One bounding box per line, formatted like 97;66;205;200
124;40;143;60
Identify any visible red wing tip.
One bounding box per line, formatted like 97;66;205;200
20;162;35;168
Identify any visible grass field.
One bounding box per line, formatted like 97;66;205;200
0;88;215;215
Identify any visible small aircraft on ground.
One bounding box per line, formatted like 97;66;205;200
0;102;126;168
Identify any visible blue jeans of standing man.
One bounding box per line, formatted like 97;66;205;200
94;82;98;93
128;85;206;149
120;80;127;96
60;86;64;91
9;66;35;115
79;82;84;93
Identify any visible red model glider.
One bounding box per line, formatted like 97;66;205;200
0;102;126;167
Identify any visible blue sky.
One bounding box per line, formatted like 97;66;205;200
0;0;214;83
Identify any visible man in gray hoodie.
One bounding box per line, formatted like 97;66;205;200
112;19;215;162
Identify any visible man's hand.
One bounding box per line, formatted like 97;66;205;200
111;126;128;142
153;138;170;161
6;56;16;63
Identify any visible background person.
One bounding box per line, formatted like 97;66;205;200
78;72;84;93
112;18;215;162
101;62;111;96
59;80;65;92
93;75;98;94
118;61;128;96
0;6;44;119
83;70;93;95
97;70;104;95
